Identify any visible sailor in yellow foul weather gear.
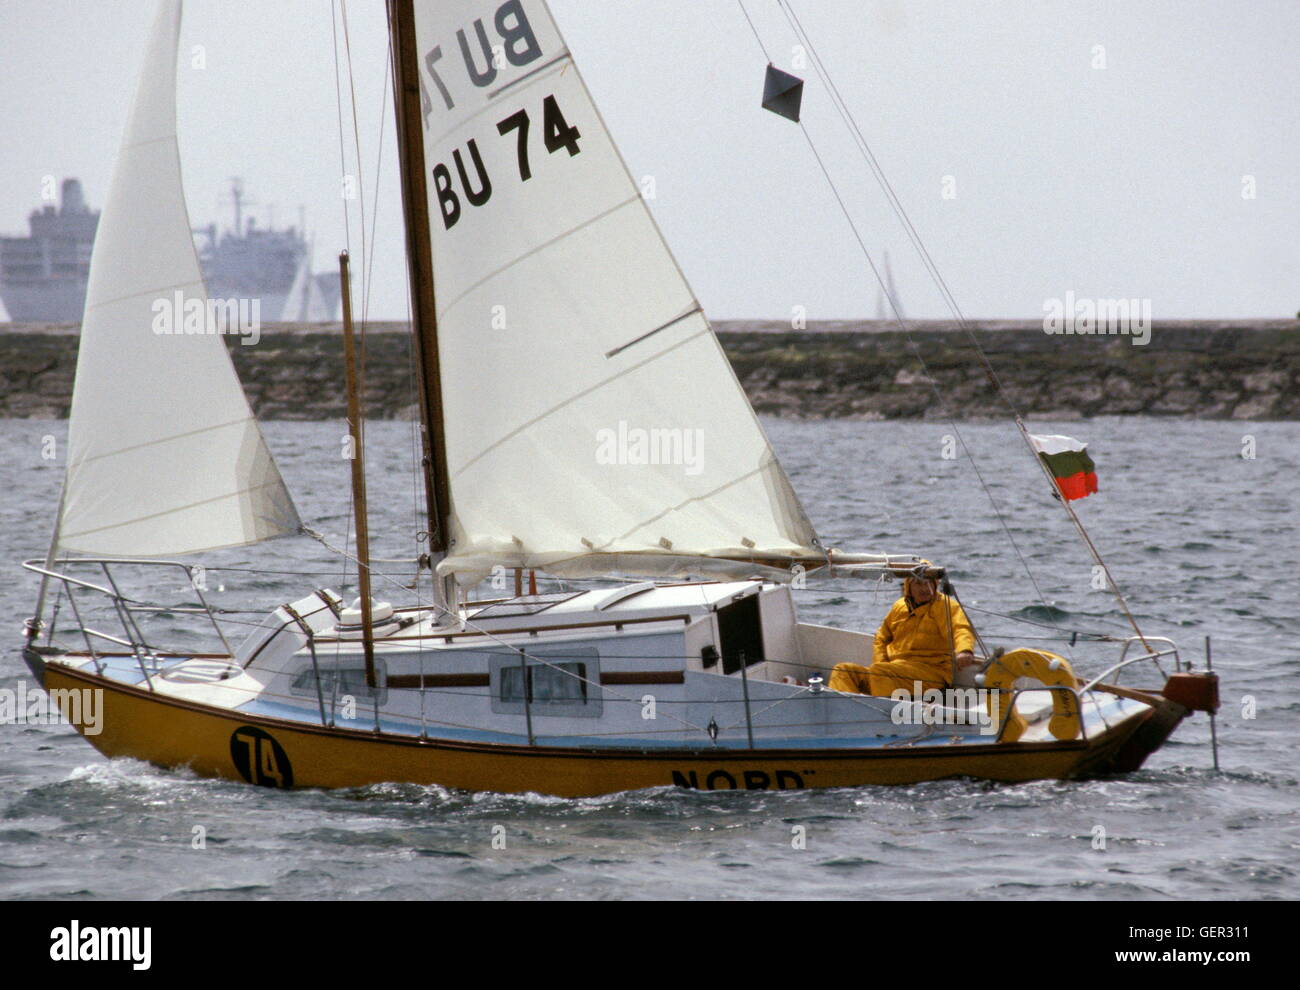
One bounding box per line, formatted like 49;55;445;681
829;574;977;697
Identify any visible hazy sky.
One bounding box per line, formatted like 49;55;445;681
1;0;1296;320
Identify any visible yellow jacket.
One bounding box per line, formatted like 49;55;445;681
873;593;975;668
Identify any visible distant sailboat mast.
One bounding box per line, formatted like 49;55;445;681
279;238;331;322
875;248;904;321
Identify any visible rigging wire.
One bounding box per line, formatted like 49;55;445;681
329;1;355;263
361;26;391;329
737;0;773;62
737;0;1072;659
773;0;1152;651
330;0;360;621
336;0;371;465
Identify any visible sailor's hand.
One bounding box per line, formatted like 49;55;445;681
955;651;978;669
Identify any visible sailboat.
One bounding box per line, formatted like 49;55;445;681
874;250;903;322
279;239;336;323
21;0;1220;798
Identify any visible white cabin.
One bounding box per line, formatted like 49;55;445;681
122;580;1018;752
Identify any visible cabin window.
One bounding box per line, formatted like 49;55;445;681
490;647;602;717
716;594;765;674
290;660;387;705
500;662;588;704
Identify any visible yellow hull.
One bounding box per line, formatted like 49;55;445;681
44;662;1174;798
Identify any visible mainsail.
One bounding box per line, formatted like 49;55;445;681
405;0;824;583
57;0;299;557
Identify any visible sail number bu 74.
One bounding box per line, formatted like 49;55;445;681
419;0;543;120
434;95;582;230
417;1;586;230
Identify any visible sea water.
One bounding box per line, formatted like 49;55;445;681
0;417;1295;900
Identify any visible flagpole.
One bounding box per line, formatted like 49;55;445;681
1015;417;1151;652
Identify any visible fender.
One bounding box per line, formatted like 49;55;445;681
981;649;1081;742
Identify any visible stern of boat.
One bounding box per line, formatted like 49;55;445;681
1086;669;1219;775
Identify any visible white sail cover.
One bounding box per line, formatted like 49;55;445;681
58;0;299;557
411;0;823;583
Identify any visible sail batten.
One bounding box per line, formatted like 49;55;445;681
83;278;205;314
429;51;574;147
407;0;822;584
434;191;642;322
451;323;711;480
57;0;300;558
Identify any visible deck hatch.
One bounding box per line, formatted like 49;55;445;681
469;591;586;621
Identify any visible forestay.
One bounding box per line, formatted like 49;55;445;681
410;0;823;583
58;0;299;557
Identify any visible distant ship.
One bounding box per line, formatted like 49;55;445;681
195;179;341;323
0;177;339;323
0;179;99;323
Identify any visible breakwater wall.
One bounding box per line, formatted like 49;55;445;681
2;319;1296;420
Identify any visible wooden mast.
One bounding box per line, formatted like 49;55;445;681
339;251;377;687
387;0;455;611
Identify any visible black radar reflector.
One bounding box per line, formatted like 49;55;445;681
762;65;804;122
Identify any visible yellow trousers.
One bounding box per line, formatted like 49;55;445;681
829;659;949;697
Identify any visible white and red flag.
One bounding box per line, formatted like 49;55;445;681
1029;434;1099;501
